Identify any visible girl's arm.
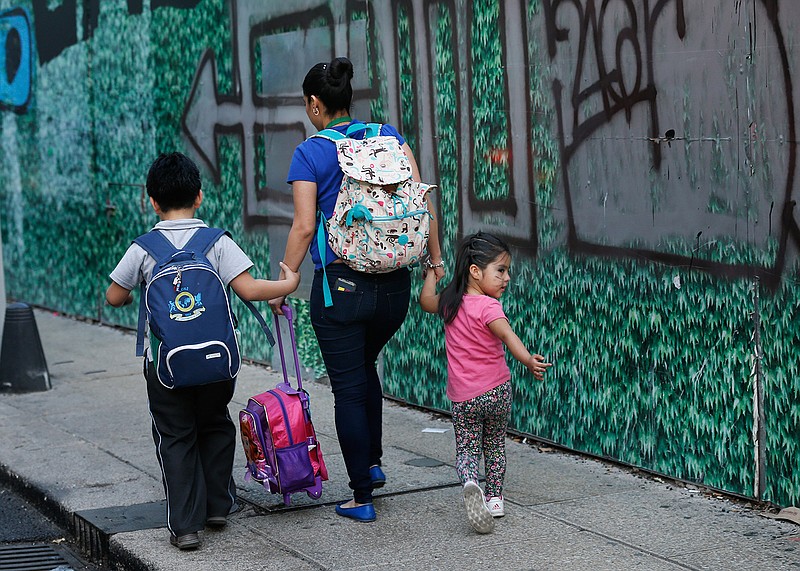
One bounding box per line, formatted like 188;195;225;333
419;267;440;313
488;318;551;380
229;262;300;301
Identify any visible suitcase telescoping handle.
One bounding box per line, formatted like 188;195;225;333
274;304;304;394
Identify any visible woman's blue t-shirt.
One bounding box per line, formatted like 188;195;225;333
286;121;406;269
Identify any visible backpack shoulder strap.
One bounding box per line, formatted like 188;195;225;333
184;227;227;257
133;230;178;262
133;230;178;357
311;128;347;142
235;295;276;347
346;122;382;138
316;211;333;308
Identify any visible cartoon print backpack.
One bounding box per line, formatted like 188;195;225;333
133;227;274;389
313;123;437;305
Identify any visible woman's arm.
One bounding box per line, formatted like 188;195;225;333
269;180;317;313
402;142;422;183
426;197;445;281
283;180;318;272
402;142;445;280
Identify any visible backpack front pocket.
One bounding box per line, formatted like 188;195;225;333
161;341;238;388
275;441;316;491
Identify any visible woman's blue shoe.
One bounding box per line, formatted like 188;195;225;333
335;502;376;522
369;465;386;488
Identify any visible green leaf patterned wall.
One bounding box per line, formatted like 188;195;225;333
0;0;798;507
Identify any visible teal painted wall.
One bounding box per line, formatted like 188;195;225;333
1;0;798;506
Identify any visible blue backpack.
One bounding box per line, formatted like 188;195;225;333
133;227;274;389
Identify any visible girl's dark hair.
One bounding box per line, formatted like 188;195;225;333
438;231;511;324
302;56;354;113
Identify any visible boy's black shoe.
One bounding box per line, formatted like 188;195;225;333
170;532;201;550
206;516;227;529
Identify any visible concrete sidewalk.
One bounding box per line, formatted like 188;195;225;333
0;309;798;570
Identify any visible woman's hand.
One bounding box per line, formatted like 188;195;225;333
269;296;287;315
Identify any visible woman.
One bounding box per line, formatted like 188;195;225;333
271;56;444;522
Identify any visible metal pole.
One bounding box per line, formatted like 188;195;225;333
752;278;766;500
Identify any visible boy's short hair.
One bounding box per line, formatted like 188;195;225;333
146;152;201;211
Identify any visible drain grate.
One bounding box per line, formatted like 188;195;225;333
73;500;166;565
0;543;70;570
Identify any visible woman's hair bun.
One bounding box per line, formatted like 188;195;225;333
328;57;354;82
303;56;354;112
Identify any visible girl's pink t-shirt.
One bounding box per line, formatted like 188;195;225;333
444;295;510;402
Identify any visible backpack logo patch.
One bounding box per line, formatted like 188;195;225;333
170;289;205;321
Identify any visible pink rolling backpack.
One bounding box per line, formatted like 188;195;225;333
239;304;328;505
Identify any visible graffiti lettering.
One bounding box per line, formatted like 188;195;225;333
544;0;795;288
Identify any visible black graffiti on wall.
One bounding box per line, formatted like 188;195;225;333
174;0;796;286
543;0;797;288
31;0;200;64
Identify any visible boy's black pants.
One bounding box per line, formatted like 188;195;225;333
145;361;237;536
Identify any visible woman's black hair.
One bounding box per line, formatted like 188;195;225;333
438;231;511;324
302;56;354;113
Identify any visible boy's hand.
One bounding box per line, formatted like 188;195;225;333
526;354;552;380
279;261;300;290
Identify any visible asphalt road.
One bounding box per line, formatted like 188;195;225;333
0;479;107;570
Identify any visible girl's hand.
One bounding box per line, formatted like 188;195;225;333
422;259;445;282
527;354;552;380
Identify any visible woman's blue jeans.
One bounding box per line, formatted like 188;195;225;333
310;263;411;504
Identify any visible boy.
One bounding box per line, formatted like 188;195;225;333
105;152;298;550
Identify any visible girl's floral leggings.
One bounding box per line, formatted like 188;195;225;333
451;381;512;499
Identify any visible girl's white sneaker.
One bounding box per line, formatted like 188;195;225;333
486;496;505;517
463;481;495;534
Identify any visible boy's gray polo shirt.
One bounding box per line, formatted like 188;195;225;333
109;219;255;360
109;219;253;290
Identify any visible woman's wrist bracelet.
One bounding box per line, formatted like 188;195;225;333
424;260;444;269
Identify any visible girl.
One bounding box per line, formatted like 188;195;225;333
420;231;550;534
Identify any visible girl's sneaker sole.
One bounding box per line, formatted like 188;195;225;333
463;482;495;534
